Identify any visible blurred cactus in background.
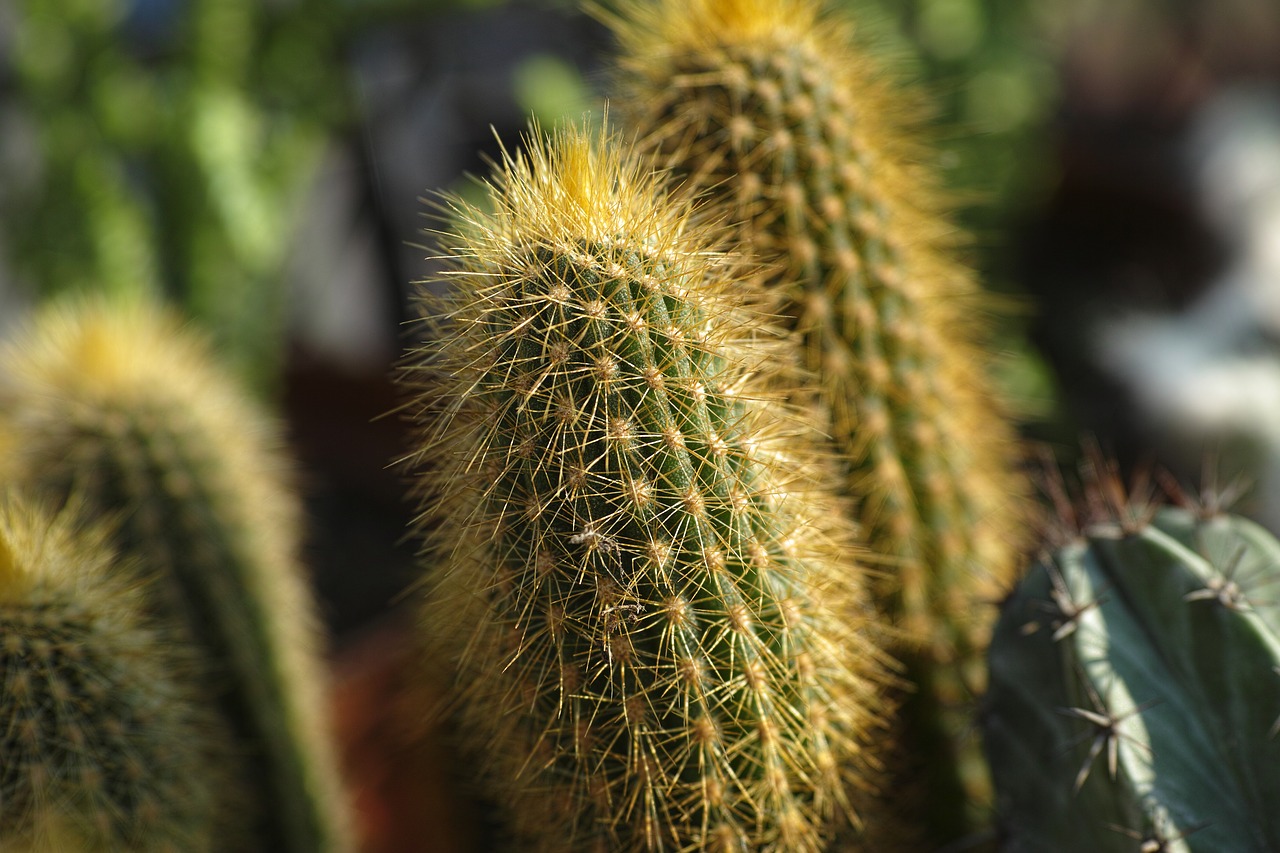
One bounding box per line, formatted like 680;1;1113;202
0;494;233;852
0;298;351;852
0;0;608;392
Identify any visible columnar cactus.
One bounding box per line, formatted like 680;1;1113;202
0;299;350;853
402;122;890;852
608;0;1030;836
0;494;230;851
984;501;1280;850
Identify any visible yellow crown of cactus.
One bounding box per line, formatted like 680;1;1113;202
0;298;350;852
607;0;1031;840
402;121;891;852
0;494;231;852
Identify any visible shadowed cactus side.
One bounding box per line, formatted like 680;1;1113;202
608;0;1030;839
0;299;350;853
401;122;891;852
0;494;230;852
984;495;1280;851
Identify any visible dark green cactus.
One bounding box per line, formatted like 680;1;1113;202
0;493;232;852
984;500;1280;850
402;122;891;852
607;0;1031;840
0;299;350;853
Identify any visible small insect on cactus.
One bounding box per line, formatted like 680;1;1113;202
0;493;229;852
984;479;1280;850
401;121;891;852
607;0;1030;837
0;298;350;853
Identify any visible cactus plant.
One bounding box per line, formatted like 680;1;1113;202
401;121;891;852
0;493;231;852
983;495;1280;850
607;0;1030;837
0;299;350;853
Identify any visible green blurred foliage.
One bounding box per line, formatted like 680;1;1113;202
513;53;594;126
1;0;1064;404
846;0;1059;259
9;0;322;389
2;0;454;391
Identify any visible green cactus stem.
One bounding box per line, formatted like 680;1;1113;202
0;493;230;852
607;0;1031;838
401;121;891;852
984;499;1280;850
0;299;350;853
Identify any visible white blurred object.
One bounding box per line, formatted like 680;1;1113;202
1097;86;1280;522
285;143;396;370
1194;88;1280;333
1196;89;1280;239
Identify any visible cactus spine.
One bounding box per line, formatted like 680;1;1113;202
403;122;890;852
0;494;229;851
984;500;1280;850
0;299;350;852
608;0;1030;837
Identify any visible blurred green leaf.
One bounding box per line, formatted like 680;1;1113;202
513;54;594;127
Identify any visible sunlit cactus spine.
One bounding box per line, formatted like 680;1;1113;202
401;121;891;852
0;493;229;852
0;299;350;853
607;0;1030;838
984;490;1280;851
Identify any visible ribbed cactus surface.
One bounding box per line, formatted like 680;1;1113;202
609;0;1028;836
403;123;889;852
984;504;1280;850
0;495;227;852
0;300;349;853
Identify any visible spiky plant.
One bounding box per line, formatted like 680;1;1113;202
0;493;230;852
607;0;1030;838
401;121;891;852
984;478;1280;851
0;299;350;853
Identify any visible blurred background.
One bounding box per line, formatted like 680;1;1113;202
2;0;1280;847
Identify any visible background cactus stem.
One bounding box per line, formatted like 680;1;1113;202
0;493;232;852
0;298;351;853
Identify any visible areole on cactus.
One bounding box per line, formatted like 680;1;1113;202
401;120;892;852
